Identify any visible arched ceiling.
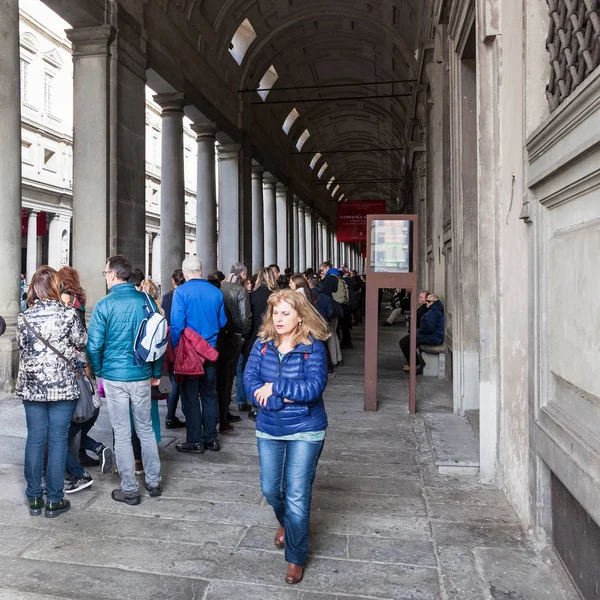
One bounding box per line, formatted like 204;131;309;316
215;0;424;206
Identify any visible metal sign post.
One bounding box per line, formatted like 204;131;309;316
364;214;419;413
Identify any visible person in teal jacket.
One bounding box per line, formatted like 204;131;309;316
87;255;163;505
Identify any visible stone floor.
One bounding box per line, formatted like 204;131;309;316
0;317;581;599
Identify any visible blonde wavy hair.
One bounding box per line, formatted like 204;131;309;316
141;278;162;313
258;289;330;347
255;266;279;292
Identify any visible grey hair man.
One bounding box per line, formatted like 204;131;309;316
217;262;252;433
170;255;227;453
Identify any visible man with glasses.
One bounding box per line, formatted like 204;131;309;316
399;293;445;375
88;255;163;505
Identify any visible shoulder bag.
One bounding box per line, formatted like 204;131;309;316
22;316;96;423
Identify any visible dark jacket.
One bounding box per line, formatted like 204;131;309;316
416;303;428;329
311;287;334;320
162;289;174;326
220;281;252;339
417;300;444;345
243;338;328;436
87;283;163;382
170;279;227;348
245;285;272;360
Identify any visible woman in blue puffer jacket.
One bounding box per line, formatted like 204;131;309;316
244;289;330;585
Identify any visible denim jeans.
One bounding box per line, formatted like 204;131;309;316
258;438;325;566
23;399;76;503
180;362;218;443
103;379;161;494
235;354;248;407
65;406;101;478
166;372;180;420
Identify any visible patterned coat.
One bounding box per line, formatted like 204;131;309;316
17;300;88;402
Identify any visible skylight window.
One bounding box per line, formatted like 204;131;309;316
257;64;278;100
310;152;321;169
282;108;300;134
296;129;310;151
332;185;340;197
326;176;335;190
317;162;328;179
229;19;257;66
338;193;345;201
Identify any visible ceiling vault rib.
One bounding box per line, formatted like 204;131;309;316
239;79;417;93
291;147;404;156
251;93;412;105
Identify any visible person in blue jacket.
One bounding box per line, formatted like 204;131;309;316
244;289;330;585
399;293;445;374
87;255;164;505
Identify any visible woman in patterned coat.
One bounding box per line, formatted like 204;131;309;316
17;266;87;518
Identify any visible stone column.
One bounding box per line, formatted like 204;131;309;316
263;173;277;267
251;165;265;273
298;202;306;272
332;232;338;267
316;219;323;266
304;206;313;270
217;143;241;272
151;233;161;286
0;0;22;389
292;196;300;272
192;123;217;274
144;232;150;277
276;183;288;268
47;213;63;270
26;210;38;282
154;93;187;293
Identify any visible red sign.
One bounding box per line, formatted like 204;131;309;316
337;201;387;243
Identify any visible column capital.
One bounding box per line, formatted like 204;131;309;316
216;143;241;161
153;92;187;114
252;164;265;179
297;200;306;211
66;25;114;57
292;195;300;206
191;121;217;140
275;182;288;195
304;205;313;214
263;172;277;187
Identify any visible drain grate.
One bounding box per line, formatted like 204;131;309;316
551;472;600;599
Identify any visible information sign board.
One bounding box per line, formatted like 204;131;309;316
369;219;412;273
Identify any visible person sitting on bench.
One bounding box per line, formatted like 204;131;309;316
399;294;444;375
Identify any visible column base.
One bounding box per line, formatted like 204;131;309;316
0;327;18;393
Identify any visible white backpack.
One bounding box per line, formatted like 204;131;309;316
133;292;168;365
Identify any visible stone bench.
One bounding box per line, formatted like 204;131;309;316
420;344;446;378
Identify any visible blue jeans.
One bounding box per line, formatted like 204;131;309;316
166;372;180;420
180;362;218;443
65;407;101;478
258;438;324;566
23;400;76;503
236;354;248;407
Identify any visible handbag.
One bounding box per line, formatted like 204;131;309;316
22;316;96;423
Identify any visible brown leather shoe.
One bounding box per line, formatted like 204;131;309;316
219;422;235;434
274;526;285;548
285;563;304;585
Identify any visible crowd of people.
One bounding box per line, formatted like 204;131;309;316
14;255;365;584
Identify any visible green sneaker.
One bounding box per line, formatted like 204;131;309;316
28;497;45;516
45;498;70;518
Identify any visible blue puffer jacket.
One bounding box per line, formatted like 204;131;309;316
417;299;445;345
87;282;164;382
243;337;328;436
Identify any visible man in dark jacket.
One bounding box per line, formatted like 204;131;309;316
399;294;444;374
319;261;343;367
217;262;252;433
87;255;163;505
171;255;227;453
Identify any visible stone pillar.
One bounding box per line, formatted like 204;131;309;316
262;173;277;267
192;123;217;274
217;143;241;272
48;213;62;270
151;233;161;286
298;202;306;272
316;220;323;266
144;232;150;277
304;206;313;270
251;165;265;273
0;0;22;389
154;93;187;293
292;196;300;272
332;232;338;267
276;183;288;268
67;24;146;307
26;210;38;282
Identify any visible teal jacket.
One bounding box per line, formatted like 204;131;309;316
87;282;164;382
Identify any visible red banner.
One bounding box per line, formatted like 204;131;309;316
337;201;387;243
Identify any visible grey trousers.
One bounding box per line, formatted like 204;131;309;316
326;317;343;365
103;378;161;494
